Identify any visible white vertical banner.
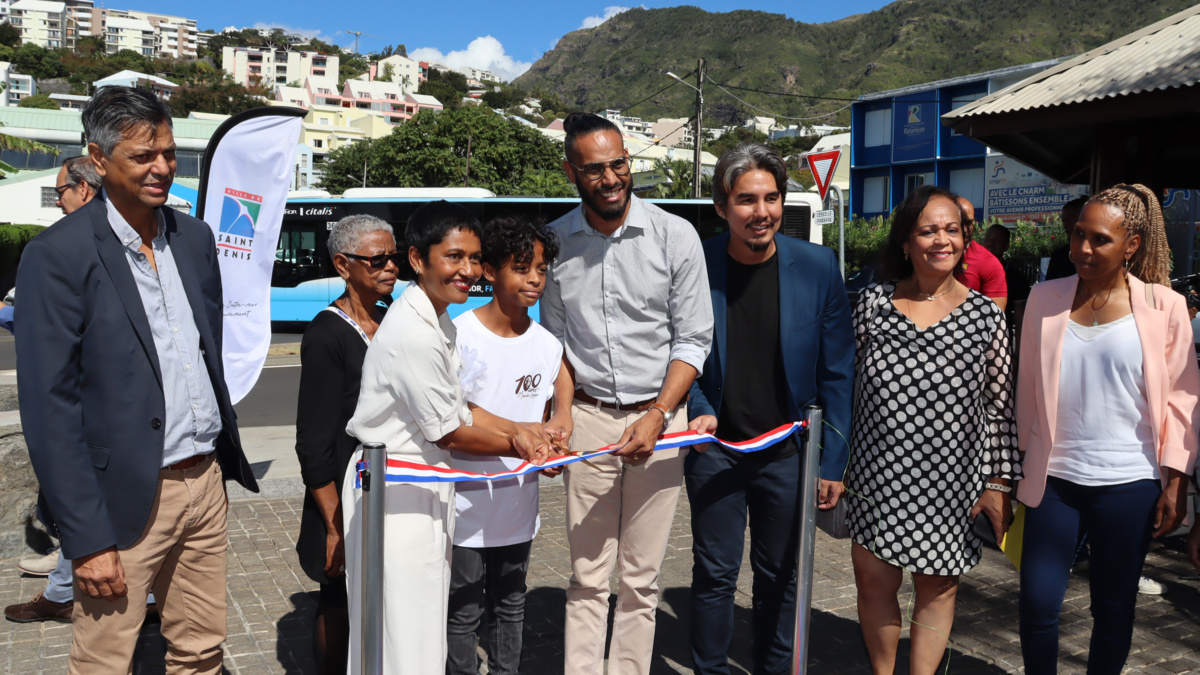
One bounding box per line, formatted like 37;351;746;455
197;107;305;404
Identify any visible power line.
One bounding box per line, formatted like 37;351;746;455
707;79;943;104
707;78;854;122
619;75;688;115
628;116;696;159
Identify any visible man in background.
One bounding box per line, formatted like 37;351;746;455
1045;195;1089;281
955;196;1008;311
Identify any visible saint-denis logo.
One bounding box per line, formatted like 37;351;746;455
217;188;262;260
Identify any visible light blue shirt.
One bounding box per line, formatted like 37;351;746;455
541;195;713;403
104;193;221;467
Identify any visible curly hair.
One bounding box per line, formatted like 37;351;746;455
482;215;560;271
1087;184;1170;286
882;185;968;281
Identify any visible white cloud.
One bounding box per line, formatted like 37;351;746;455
411;36;533;83
580;6;632;29
251;22;326;41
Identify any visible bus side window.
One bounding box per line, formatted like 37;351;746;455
274;226;323;288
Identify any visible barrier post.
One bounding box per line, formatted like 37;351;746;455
361;442;387;675
792;406;823;675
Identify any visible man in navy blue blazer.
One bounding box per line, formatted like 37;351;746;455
15;86;258;674
685;144;854;675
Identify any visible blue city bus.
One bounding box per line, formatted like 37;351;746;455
272;188;822;324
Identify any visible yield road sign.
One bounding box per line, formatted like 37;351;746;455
805;150;842;202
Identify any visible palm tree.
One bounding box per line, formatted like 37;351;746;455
0;123;60;179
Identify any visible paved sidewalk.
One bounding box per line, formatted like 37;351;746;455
3;479;1200;674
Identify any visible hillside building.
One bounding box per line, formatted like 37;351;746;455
101;15;156;56
0;0;10;20
457;65;501;84
222;46;338;89
652;117;694;148
48;93;89;109
0;62;37;106
368;54;421;93
8;0;68;49
342;79;413;125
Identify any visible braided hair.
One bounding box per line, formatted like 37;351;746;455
1088;184;1170;286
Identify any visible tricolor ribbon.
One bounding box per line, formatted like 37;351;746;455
355;421;805;487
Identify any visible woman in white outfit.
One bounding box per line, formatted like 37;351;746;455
341;201;553;674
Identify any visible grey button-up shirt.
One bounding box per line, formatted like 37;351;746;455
541;195;713;404
105;194;221;467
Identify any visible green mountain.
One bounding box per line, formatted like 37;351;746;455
513;0;1182;126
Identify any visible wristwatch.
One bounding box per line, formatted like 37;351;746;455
650;402;675;429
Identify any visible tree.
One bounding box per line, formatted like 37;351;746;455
703;126;768;159
380;63;393;82
648;158;710;199
770;134;819;157
12;43;65;80
167;79;270;117
75;35;106;57
0;21;20;49
0;123;59;179
0;44;14;63
17;94;58;110
317;106;567;196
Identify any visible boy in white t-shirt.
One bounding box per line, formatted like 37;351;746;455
448;216;573;675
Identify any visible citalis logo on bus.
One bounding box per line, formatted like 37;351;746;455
218;187;261;261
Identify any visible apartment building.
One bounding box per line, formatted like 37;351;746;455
0;0;10;21
222;46;338;88
8;0;68;49
457;65;501;84
652;117;694;148
103;15;155;56
342;79;412;124
0;61;37;106
371;54;420;93
602;109;652;138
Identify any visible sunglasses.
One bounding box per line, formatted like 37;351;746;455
54;184;74;198
569;156;631;181
343;252;404;269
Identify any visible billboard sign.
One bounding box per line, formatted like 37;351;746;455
983;155;1088;224
892;95;936;162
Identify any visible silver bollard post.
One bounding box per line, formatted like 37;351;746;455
360;442;387;675
792;406;823;675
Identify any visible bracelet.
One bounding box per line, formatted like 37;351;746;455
985;482;1013;493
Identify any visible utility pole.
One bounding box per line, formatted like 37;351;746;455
692;58;705;199
362;156;367;188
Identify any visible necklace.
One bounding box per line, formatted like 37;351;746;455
1079;271;1125;327
910;279;955;301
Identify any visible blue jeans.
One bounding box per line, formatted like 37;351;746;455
446;540;532;675
685;448;800;675
1019;477;1160;675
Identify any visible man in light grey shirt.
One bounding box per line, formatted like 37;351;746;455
541;112;713;675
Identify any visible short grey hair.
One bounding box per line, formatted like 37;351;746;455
328;214;395;258
81;86;173;157
63;156;102;192
711;143;789;207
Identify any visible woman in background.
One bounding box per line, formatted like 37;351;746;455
294;214;399;674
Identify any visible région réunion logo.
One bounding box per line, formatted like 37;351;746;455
218;187;261;261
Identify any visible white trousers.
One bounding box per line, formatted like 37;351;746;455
342;447;455;675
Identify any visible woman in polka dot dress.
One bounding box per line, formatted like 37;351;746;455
845;185;1021;675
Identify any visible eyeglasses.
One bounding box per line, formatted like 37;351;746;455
569;156;631;181
54;184;74;198
343;252;404;269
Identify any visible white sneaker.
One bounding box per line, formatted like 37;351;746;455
1137;575;1164;595
17;549;59;577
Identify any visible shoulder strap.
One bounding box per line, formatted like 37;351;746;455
1145;281;1155;308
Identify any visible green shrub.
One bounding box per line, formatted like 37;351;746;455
0;225;48;281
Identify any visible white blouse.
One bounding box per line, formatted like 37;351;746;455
346;284;472;464
1049;314;1160;485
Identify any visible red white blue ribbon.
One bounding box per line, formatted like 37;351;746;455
355;421;804;487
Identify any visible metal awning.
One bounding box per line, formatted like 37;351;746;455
942;3;1200;190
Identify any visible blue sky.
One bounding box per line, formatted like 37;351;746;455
121;1;894;81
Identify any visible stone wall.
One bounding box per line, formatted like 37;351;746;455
0;425;42;558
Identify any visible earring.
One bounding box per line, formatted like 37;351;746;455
1068;250;1074;263
1125;257;1131;270
903;249;909;261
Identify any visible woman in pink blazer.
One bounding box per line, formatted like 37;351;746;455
1016;184;1200;675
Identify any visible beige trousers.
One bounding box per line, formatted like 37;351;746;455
69;454;228;675
563;401;688;675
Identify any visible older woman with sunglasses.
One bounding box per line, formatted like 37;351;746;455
293;214;401;674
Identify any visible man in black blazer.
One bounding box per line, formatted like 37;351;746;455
685;144;854;675
15;86;258;674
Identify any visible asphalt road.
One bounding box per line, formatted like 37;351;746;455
0;331;303;429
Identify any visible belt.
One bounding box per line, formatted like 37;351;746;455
165;453;211;472
573;389;657;412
